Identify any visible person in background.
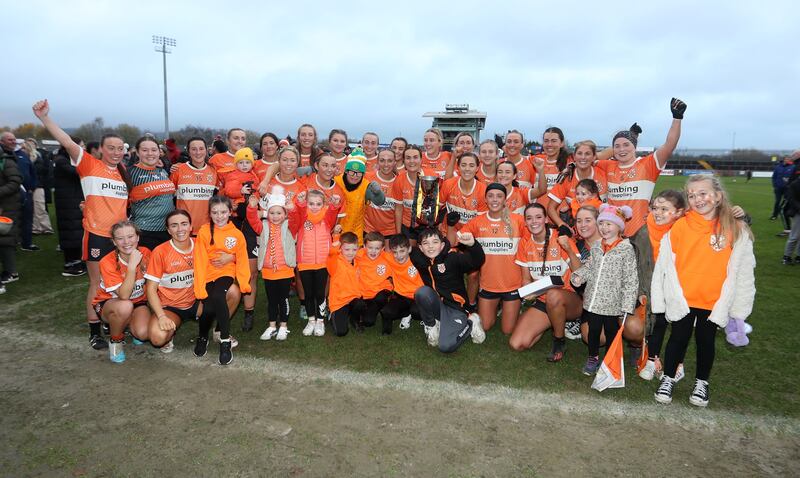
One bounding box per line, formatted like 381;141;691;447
771;156;795;222
53;136;87;276
0;134;22;292
25;138;54;235
164;138;181;166
6;133;38;252
782;170;800;265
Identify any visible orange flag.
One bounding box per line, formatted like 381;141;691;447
592;315;627;391
636;297;649;373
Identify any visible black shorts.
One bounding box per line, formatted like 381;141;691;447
164;302;199;323
525;299;547;314
478;289;520;302
401;224;427;242
82;232;115;262
139;230;170;252
94;300;149;319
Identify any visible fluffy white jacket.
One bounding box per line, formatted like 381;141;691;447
650;229;755;327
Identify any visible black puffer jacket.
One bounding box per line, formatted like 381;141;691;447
0;151;22;247
53;151;84;250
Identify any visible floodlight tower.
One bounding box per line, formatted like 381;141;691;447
152;35;176;140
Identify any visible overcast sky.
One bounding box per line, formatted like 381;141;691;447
4;0;797;149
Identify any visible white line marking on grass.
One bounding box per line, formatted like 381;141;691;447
1;282;86;316
0;323;797;436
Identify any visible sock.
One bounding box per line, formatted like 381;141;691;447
89;322;101;337
110;334;124;343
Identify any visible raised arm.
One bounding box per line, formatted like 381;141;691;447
32;100;81;162
654;98;686;169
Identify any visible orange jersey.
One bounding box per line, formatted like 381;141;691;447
300;174;347;216
74;149;128;237
145;239;196;309
531;156;562;210
326;247;361;312
504;155;536;189
669;211;732;310
193;221;251;299
300;153;313;168
548;166;608;206
364;171;397;236
94;247;150;305
386;254;423;299
422;151;452;177
364;155;379;173
171;163;217;235
439;177;487;227
476;165;498;185
266;176;307;204
209;151;236;187
388;169;436;228
505;186;534;215
355;249;393;299
252;159;277;182
461;213;526;292
597;153;662;237
515;232;577;301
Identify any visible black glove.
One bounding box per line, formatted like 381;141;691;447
629;122;643;137
494;133;505;150
446;211;461;227
670;98;687;119
558;224;573;237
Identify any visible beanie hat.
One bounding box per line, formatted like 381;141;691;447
235;147;255;164
345;146;367;173
613;130;638;148
597;204;633;232
278;138;290;148
485;182;507;197
259;185;287;213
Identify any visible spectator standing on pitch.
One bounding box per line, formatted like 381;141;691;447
771;156;794;221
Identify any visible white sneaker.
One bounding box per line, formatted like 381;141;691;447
302;319;316;336
399;315;412;330
313;319;325;337
109;341;125;363
160;339;174;354
689;379;710;407
260;326;277;340
424;322;440;347
213;331;238;348
468;313;485;344
639;359;656;381
743;322;753;335
276;327;289;341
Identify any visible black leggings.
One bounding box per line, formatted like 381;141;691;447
198;277;234;340
663;308;717;381
380;294;420;334
352;290;391;328
647;313;668;360
585;310;620;357
299;268;328;319
263;277;292;325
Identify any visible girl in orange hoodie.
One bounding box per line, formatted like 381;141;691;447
193;195;251;365
652;175;755;407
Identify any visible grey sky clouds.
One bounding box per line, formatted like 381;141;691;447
4;0;797;149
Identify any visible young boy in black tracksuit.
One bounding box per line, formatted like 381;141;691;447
410;228;485;353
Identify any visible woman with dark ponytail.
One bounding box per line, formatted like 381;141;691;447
33;99;131;352
509;203;583;362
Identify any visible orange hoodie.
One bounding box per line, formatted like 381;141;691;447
355;249;393;299
224;169;260;208
670;210;732;310
326;246;361;312
193;221;251;299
